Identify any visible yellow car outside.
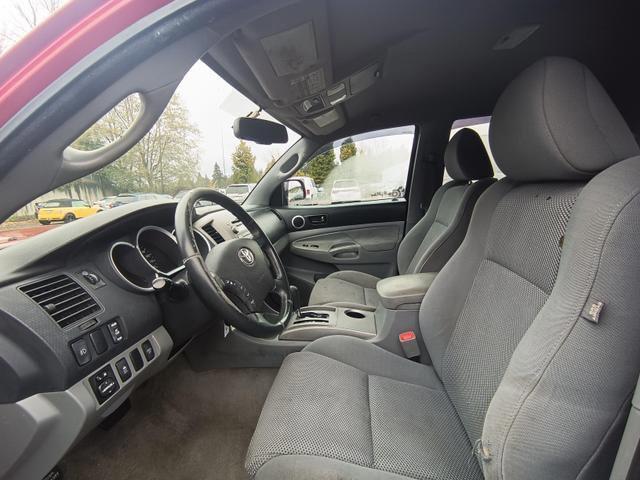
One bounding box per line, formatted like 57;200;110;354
37;198;100;224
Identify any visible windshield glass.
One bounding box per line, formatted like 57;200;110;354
0;57;299;248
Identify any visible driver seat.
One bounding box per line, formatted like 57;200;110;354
245;57;640;480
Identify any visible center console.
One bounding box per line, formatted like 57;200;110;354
279;272;438;356
279;306;376;341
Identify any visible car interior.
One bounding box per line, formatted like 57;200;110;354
1;1;639;479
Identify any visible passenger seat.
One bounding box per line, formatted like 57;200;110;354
308;128;495;310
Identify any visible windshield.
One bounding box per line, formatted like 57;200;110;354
0;55;298;247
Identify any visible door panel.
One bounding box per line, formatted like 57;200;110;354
277;201;406;303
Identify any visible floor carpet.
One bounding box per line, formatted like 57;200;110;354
59;355;278;480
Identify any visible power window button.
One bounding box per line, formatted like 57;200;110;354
70;339;91;366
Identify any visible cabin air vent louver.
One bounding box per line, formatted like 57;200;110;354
201;223;225;244
19;274;102;328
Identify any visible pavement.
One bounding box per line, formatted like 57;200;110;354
0;220;58;249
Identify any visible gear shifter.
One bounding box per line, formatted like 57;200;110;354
289;285;301;316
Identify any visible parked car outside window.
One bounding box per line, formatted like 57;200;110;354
37;198;99;224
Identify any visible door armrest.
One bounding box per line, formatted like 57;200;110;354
376;273;437;310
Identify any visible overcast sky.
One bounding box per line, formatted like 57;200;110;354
0;0;299;178
173;61;299;177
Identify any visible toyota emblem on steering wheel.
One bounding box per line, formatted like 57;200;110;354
237;247;255;266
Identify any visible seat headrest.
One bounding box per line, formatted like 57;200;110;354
444;128;494;181
490;57;640;182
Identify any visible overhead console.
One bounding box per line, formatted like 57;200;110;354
208;0;383;135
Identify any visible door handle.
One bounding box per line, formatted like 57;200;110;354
329;243;359;258
307;214;328;226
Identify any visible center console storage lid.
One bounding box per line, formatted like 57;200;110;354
376;273;437;310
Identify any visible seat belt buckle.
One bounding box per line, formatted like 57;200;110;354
399;331;420;360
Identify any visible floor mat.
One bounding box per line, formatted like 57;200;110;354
59;355;277;480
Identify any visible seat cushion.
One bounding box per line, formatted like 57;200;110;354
245;336;483;480
308;270;381;310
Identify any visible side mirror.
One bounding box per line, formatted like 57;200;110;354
233;117;288;145
284;179;306;204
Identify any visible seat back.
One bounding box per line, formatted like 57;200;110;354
397;128;494;274
420;57;640;479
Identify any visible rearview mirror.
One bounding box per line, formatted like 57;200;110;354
233;117;288;145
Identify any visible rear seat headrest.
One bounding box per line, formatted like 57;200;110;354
490;56;640;182
445;128;493;181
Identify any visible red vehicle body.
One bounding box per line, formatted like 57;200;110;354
0;0;171;128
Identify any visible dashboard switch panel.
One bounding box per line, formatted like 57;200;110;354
70;339;91;366
89;365;119;404
107;319;124;343
141;340;155;361
130;348;144;371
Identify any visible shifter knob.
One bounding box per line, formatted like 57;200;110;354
290;285;301;314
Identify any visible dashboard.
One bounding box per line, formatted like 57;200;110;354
0;199;288;480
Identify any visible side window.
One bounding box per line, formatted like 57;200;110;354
71;200;85;207
290;126;415;206
447;117;504;184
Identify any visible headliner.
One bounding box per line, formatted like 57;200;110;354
203;0;640;142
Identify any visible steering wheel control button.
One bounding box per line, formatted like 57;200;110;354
141;340;155;361
89;329;108;355
115;358;132;382
107;320;124;343
130;348;144;371
90;365;119;403
70;339;91;366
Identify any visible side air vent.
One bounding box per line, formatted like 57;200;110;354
202;223;225;244
19;274;102;328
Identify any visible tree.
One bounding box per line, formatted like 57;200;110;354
1;0;61;51
304;147;336;186
73;93;201;194
212;162;226;187
339;137;357;162
230;141;259;183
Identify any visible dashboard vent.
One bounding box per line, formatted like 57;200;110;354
19;274;101;328
202;223;225;244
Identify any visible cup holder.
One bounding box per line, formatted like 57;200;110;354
344;309;366;319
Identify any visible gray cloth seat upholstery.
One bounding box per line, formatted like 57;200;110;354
308;128;495;310
247;57;640;480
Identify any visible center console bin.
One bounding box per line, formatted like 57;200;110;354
280;306;376;341
376;272;437;310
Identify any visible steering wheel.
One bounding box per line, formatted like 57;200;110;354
174;188;292;338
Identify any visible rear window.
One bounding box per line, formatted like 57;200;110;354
448;117;504;183
333;180;359;189
43;200;70;208
227;185;249;194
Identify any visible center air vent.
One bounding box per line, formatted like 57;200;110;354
19;274;102;328
201;223;225;244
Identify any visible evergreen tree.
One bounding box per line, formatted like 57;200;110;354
212;162;225;187
305;148;336;185
339;137;357;162
230;141;259;183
